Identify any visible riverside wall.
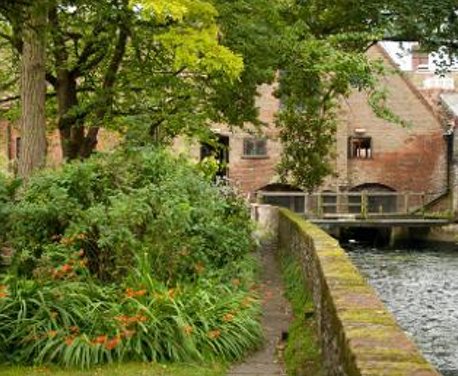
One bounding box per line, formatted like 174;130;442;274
262;205;440;375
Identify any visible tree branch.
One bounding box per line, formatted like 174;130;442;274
80;1;130;157
71;23;109;78
0;86;94;104
48;5;69;72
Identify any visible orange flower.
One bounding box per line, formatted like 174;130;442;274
241;296;254;308
105;337;120;350
183;325;193;335
115;315;130;325
92;335;108;344
207;329;221;339
167;288;176;299
135;314;148;323
69;326;79;334
61;264;73;273
47;330;58;338
64;337;74;346
121;329;136;338
125;288;147;298
0;285;9;298
223;313;235;322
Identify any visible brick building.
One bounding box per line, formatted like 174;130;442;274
180;43;450;205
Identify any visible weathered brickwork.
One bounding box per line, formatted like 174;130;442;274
276;207;440;376
334;45;447;195
199;44;449;199
174;83;283;197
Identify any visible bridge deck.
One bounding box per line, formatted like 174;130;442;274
310;218;451;227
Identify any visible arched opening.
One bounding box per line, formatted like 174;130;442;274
349;183;397;214
257;183;305;213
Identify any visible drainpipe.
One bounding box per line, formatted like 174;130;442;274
443;123;455;217
444;125;454;193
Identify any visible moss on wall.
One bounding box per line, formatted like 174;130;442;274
277;208;440;376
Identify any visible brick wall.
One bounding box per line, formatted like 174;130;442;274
330;45;447;195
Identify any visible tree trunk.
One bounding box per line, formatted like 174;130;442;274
18;3;47;179
56;71;83;160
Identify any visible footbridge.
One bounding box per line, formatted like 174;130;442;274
256;190;453;229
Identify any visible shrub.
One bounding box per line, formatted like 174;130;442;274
7;147;253;283
0;147;261;367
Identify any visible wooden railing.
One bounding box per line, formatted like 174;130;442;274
256;191;442;219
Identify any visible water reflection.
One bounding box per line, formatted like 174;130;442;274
346;242;458;375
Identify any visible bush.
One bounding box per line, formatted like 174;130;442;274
0;147;261;367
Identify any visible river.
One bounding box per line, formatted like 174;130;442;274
346;242;458;376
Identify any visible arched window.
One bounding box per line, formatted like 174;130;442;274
349;183;397;214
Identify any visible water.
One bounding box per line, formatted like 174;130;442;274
346;242;458;376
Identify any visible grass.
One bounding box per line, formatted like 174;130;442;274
0;362;227;376
279;251;324;376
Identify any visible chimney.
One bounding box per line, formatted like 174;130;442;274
411;44;429;72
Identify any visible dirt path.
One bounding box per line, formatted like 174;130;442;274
227;240;292;376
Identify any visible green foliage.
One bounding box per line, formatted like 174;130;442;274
0;147;261;368
279;253;323;376
276;24;384;190
274;0;417;191
210;0;284;126
0;0;246;159
383;0;458;57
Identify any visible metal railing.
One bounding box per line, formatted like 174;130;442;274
256;191;441;219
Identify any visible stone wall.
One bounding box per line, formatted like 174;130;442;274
277;207;440;376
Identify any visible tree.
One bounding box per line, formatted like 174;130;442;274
210;0;284;126
0;0;48;179
273;0;457;190
273;0;387;190
0;0;243;160
18;2;48;178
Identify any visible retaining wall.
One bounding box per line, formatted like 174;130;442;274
277;207;440;376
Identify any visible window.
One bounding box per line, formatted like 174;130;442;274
348;136;372;159
243;138;267;157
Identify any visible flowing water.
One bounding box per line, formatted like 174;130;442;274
346;242;458;376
